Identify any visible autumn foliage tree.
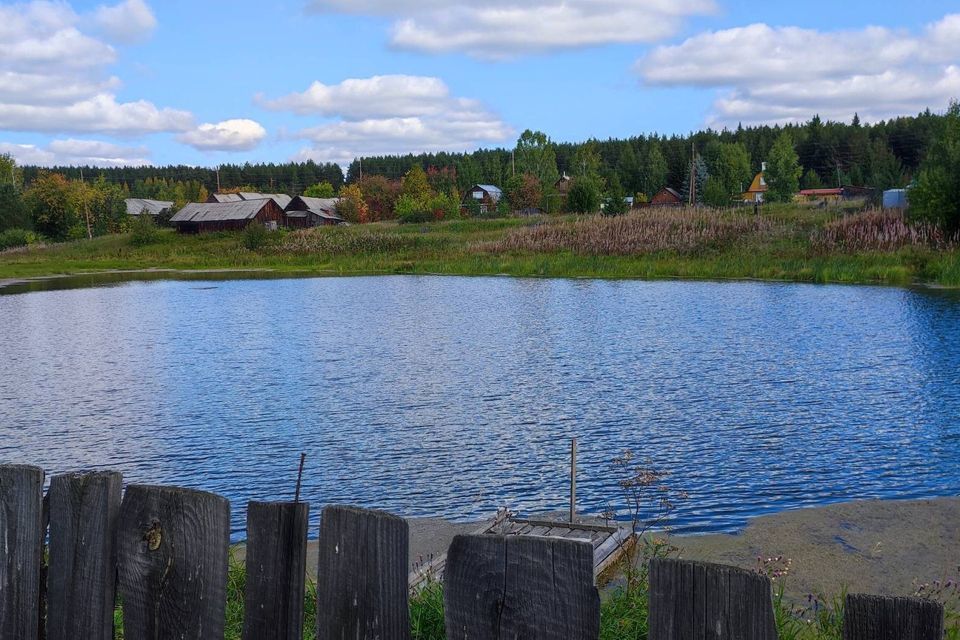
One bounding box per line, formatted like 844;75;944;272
23;172;80;239
505;173;543;212
335;183;368;223
358;175;401;222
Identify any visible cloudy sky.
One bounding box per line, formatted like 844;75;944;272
1;0;957;168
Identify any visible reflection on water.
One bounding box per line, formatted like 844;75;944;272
1;275;959;539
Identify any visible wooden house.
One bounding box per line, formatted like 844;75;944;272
284;196;344;228
462;184;503;215
741;163;768;203
170;199;284;233
649;187;683;207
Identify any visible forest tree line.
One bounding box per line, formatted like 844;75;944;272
2;105;959;239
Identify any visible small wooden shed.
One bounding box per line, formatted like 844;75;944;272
170;199;284;233
650;187;683;206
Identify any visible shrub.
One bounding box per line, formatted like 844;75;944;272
241;223;269;251
0;227;32;251
129;214;159;246
396;194;433;224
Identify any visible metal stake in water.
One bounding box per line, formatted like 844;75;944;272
569;437;577;523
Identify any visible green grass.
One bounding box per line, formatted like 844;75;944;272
2;208;959;287
109;555;959;639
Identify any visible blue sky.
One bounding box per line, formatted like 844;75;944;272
1;0;958;169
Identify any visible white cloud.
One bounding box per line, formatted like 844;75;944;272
266;75;513;165
178;119;267;151
0;71;121;106
259;75;450;119
0;94;193;135
638;14;960;127
305;0;716;59
0;139;151;166
91;0;157;43
0;0;192;136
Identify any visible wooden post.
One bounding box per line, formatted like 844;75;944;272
569;437;577;523
0;464;45;640
445;534;600;640
843;594;944;640
242;501;309;640
46;471;123;640
316;505;410;640
116;484;230;640
648;558;778;640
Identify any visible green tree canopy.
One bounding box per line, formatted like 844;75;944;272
703;141;752;200
303;181;336;198
567;177;601;214
766;133;802;202
909;101;960;232
514;130;560;188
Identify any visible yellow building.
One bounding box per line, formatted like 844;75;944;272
742;162;768;202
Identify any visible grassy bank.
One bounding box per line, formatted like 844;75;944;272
110;546;960;640
3;206;960;286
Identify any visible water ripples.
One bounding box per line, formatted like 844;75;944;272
1;275;959;539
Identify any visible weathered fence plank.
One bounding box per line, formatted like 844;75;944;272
242;501;309;640
316;505;410;640
0;464;44;640
648;558;778;640
843;593;944;640
444;534;600;640
117;484;230;640
47;471;123;640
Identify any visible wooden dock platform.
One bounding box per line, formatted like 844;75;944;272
409;511;635;590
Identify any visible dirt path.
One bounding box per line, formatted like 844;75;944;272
669;497;960;599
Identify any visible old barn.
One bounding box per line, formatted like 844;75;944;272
170;199;284;233
650;187;683;206
284;196;344;228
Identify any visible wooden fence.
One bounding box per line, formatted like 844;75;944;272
0;464;948;639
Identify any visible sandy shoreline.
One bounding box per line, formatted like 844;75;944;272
232;497;960;599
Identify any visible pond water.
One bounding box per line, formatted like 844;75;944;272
1;275;959;538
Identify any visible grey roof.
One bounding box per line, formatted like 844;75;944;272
239;192;292;208
209;193;243;202
663;187;683;200
170;200;272;223
475;184;503;201
125;198;173;215
291;196;340;213
307;208;344;221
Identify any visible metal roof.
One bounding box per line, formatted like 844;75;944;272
170;200;273;223
209;193;243;202
239;192;292;208
471;184;503;202
125;198;173;215
292;196;339;213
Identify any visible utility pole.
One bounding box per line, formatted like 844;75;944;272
689;142;697;206
215;166;221;192
79;168;92;240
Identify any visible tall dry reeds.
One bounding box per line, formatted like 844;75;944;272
810;210;958;253
478;209;774;256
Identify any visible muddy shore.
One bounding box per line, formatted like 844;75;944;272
232;497;959;599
